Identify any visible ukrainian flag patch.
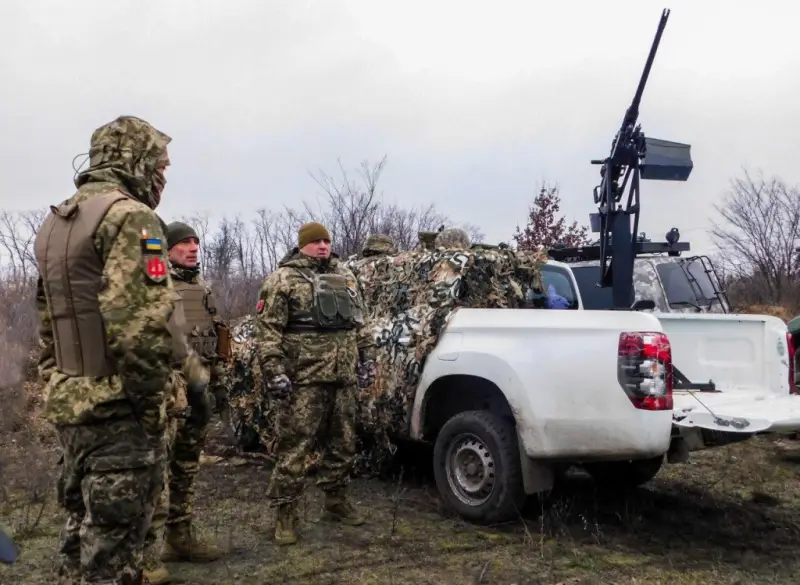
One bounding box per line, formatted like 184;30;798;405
141;237;163;255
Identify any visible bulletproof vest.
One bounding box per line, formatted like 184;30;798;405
33;191;130;377
166;290;190;365
288;268;364;332
173;279;218;357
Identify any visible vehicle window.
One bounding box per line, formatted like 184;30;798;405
684;260;718;301
655;263;704;307
537;265;579;309
569;266;614;310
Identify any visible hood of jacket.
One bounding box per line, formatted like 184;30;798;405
74;115;172;209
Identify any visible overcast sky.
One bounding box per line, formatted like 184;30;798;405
1;0;798;256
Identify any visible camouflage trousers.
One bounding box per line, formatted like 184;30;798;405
266;383;357;505
54;416;166;585
142;408;209;557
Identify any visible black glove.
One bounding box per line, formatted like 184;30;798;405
212;384;229;415
187;382;214;426
357;359;377;389
267;374;292;399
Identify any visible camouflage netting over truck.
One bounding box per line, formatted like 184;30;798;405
222;241;548;477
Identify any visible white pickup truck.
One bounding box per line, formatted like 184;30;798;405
538;253;800;456
406;306;674;524
228;239;799;527
338;242;681;525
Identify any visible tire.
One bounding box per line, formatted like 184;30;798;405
583;455;664;489
433;410;527;524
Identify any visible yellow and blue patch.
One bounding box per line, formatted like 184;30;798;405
140;236;164;255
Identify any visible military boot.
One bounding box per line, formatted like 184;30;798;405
142;533;173;584
161;522;221;563
274;503;299;545
143;545;173;584
142;566;171;585
322;488;366;526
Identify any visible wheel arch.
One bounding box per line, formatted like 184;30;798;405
419;374;516;442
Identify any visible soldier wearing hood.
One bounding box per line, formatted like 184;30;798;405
33;115;206;585
142;221;227;582
254;221;376;545
361;233;396;257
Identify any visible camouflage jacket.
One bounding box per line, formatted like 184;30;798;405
36;117;175;429
169;264;228;395
254;251;375;386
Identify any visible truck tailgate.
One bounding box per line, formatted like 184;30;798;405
673;391;800;433
656;311;800;434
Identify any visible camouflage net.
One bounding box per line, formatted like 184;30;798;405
222;245;548;477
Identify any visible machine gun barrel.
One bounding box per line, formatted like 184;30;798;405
590;8;680;310
627;8;670;130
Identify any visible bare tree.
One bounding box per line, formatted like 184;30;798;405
710;168;800;307
0;210;46;280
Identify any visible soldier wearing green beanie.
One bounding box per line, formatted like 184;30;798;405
253;221;376;545
142;220;231;582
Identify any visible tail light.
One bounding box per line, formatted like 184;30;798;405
788;332;797;394
618;331;673;411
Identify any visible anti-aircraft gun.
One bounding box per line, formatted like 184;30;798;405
550;8;694;310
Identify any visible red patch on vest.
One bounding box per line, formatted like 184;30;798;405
146;257;167;282
256;299;265;313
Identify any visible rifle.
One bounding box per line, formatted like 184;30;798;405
589;7;693;309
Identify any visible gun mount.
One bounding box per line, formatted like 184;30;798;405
590;8;693;309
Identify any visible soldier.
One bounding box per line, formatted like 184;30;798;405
33;115;181;585
254;221;376;545
360;233;396;258
142;221;228;582
434;226;471;250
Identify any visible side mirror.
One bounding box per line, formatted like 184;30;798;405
631;299;656;311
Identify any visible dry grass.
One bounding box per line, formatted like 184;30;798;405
2;422;800;585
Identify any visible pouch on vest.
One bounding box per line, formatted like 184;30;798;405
297;269;364;330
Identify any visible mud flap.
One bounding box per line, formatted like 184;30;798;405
518;429;554;495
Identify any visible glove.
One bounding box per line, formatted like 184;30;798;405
267;374;292;399
184;352;213;426
357;359;377;389
212;384;229;415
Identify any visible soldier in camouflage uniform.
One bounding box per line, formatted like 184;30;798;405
434;227;471;250
33;115;195;585
361;233;396;258
142;222;228;583
254;221;376;545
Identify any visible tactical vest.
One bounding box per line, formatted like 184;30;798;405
166;290;190;365
33;191;130;377
287;268;364;332
173;279;218;358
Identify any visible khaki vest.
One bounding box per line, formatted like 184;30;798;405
287;268;364;332
33;191;129;377
173;279;217;357
166;290;190;365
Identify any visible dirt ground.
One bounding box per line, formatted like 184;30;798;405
3;418;800;585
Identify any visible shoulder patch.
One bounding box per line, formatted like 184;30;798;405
139;228;164;255
256;299;265;313
145;256;168;283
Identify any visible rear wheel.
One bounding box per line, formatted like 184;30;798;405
583;455;664;489
433;410;527;524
